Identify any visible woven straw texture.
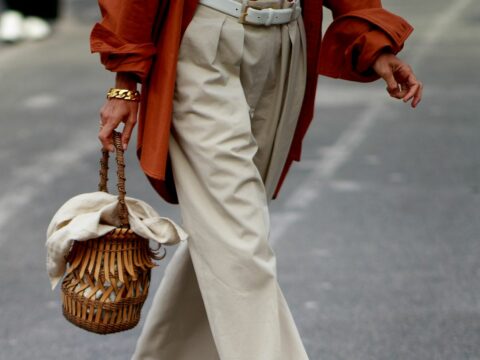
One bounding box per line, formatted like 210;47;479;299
61;132;161;334
61;229;157;334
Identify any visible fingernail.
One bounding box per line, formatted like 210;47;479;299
123;143;127;151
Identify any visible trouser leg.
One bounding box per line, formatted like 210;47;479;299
132;242;220;360
170;6;307;360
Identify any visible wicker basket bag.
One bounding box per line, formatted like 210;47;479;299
61;132;161;334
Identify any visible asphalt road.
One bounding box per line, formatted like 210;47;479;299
0;0;479;359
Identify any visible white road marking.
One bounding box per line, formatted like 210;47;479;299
389;172;406;184
270;0;474;244
317;84;480;108
304;301;320;310
45;300;59;309
0;44;40;70
315;87;385;106
23;94;59;109
270;102;384;241
364;154;381;166
329;180;363;192
311;248;332;258
408;0;473;69
0;128;98;247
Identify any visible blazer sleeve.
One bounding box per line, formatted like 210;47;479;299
320;0;414;82
90;0;162;83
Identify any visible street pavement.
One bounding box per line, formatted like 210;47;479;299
0;0;479;359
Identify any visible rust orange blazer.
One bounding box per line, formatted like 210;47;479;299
91;0;413;203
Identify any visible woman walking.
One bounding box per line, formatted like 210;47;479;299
92;0;422;358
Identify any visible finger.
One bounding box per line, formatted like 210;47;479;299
399;72;420;102
402;83;419;103
386;77;405;99
99;105;107;128
384;72;400;96
392;63;416;98
395;84;410;99
98;120;117;152
412;82;423;108
388;87;404;99
122;109;137;151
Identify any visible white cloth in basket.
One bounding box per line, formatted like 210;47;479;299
46;191;188;289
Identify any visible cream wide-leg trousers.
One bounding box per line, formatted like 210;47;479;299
133;4;308;360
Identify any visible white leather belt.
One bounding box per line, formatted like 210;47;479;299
198;0;302;26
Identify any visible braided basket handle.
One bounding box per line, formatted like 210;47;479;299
98;131;129;227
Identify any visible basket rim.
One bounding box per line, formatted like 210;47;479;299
62;307;140;335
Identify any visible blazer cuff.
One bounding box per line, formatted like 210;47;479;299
318;8;413;82
90;23;157;83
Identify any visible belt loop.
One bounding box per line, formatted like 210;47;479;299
265;8;274;26
289;0;295;20
289;0;299;20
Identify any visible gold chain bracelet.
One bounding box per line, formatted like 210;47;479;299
106;88;141;102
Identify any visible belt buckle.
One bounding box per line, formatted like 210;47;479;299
239;0;251;24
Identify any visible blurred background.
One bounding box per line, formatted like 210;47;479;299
0;0;479;359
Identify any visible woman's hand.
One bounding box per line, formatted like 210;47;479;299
98;73;139;152
373;53;423;108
